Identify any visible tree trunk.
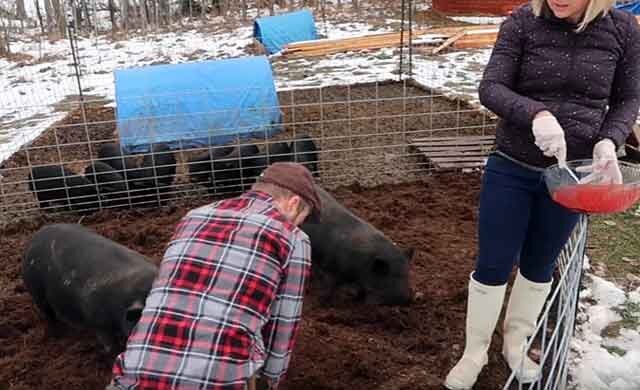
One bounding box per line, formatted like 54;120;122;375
50;0;67;38
158;0;169;25
121;0;129;30
241;0;246;20
108;0;117;31
16;0;28;21
43;0;54;32
34;0;46;34
139;0;148;30
83;0;92;29
0;19;10;56
69;0;80;30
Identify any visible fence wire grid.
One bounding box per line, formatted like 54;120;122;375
0;3;589;389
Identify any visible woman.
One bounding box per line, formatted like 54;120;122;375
444;1;640;389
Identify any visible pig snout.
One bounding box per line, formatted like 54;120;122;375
364;284;413;306
360;257;413;306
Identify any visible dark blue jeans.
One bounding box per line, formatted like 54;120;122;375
475;153;581;286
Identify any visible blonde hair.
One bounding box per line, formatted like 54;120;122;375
531;0;616;32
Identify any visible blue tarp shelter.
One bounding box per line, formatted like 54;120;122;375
616;1;640;14
253;9;318;55
114;56;282;153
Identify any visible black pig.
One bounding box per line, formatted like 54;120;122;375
139;143;177;187
291;135;319;177
187;146;235;185
266;141;292;164
97;142;138;175
22;223;158;353
28;165;99;213
301;185;414;305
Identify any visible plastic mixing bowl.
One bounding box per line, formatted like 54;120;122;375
544;159;640;214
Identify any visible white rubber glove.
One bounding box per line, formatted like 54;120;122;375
532;113;567;168
576;139;623;185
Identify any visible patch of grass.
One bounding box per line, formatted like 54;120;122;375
587;207;640;280
602;345;627;357
600;300;640;338
615;300;640;328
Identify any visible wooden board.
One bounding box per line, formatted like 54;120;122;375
280;24;499;58
410;135;495;170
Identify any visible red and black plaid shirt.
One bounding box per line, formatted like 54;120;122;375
110;191;312;389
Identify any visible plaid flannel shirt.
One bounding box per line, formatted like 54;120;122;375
110;191;312;389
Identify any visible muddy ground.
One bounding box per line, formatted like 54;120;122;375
0;170;521;390
0;80;509;389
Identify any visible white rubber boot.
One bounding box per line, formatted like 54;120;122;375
502;270;552;383
444;273;507;390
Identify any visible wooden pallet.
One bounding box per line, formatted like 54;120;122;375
410;135;496;169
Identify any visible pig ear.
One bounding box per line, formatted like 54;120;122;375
125;300;145;323
402;247;415;261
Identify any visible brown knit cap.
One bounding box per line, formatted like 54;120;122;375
257;162;322;218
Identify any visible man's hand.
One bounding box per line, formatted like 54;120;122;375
255;376;272;390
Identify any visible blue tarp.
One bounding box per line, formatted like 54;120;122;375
114;56;282;153
253;9;318;55
616;1;640;14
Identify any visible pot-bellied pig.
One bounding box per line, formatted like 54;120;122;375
290;135;319;177
266;141;292;164
134;142;177;188
22;223;158;353
144;143;177;185
28;165;99;213
84;161;129;208
97;142;138;175
301;185;414;305
189;144;264;195
187;145;236;185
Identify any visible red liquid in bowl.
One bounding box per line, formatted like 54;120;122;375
551;184;640;213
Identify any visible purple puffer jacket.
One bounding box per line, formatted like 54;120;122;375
479;4;640;168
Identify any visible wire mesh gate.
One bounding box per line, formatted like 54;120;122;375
502;214;588;390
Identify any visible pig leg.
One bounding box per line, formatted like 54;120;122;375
313;268;341;307
95;331;120;355
32;296;65;339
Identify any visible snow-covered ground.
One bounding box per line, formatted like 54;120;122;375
569;262;640;389
1;10;639;389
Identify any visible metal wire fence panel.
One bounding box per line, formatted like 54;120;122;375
502;215;588;390
0;78;498;220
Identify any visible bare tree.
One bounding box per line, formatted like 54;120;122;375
158;0;169;25
70;0;81;29
121;0;129;30
34;0;46;33
0;17;10;56
108;0;117;31
82;0;92;30
50;0;66;37
16;0;27;30
43;0;54;31
137;0;148;31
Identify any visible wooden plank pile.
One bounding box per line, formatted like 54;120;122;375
280;24;498;59
280;15;640;59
